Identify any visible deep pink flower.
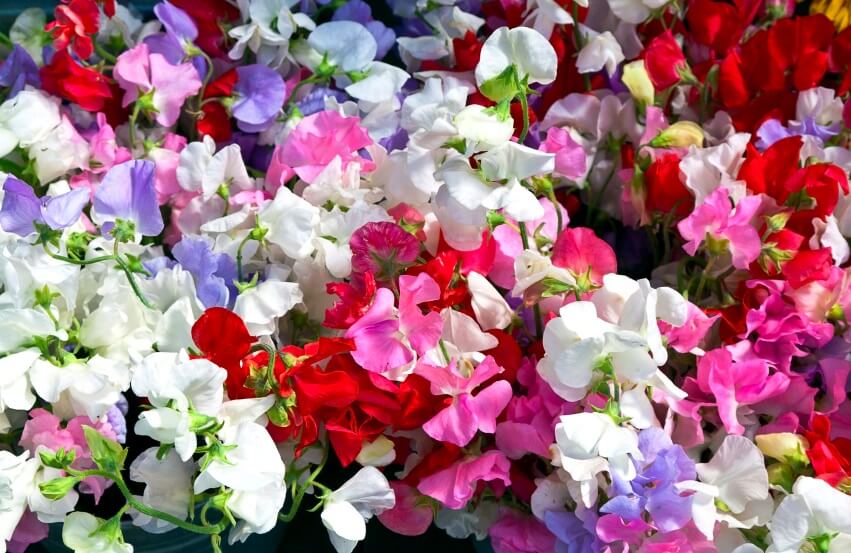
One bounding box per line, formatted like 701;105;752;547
350;221;420;281
345;273;442;379
540;127;586;180
417;356;512;447
377;482;434;537
696;343;790;434
417;450;511;509
550;227;617;287
677;187;762;269
660;302;718;354
489;510;556;553
273;110;375;184
113;43;201;126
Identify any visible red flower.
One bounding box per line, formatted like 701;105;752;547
46;0;100;60
40;50;115;114
804;414;851;486
325;271;377;329
643;30;688;89
643;153;693;218
685;0;751;55
167;0;240;57
196;69;238;141
191;307;255;398
453;32;483;72
738;137;803;198
831;27;851;94
782;248;834;289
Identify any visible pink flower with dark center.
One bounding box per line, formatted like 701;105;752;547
350;221;420;281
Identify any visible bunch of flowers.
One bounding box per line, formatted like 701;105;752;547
0;0;850;552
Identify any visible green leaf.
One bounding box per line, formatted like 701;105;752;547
540;277;574;298
83;425;127;474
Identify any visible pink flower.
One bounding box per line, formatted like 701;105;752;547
114;43;201;127
489;510;556;553
550;227;617;288
377;482;433;536
496;358;575;459
148;132;186;205
88;113;131;173
677;187;762;269
273;111;375;184
540;127;586;180
345;273;442;379
696;343;790;435
660;302;718;354
417;450;511;509
350;221;420;281
20;409;119;502
8;510;47;553
417;356;512;447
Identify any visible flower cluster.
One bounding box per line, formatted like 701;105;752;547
0;1;850;552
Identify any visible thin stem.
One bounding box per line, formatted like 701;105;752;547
547;190;564;235
518;222;543;339
93;42;117;64
128;102;141;150
47;251;114;266
694;256;716;304
115;254;155;309
235;233;253;283
514;72;531;144
279;445;329;523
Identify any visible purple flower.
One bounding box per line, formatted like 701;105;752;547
154;1;197;43
0;177;88;236
601;428;695;533
172;236;238;308
0;45;40;97
756;117;841;149
544;510;601;553
93;160;164;237
296;86;348;116
233;65;286;133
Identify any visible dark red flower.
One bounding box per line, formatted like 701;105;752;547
46;0;100;60
685;0;749;55
191;307;255;397
643;153;693;218
453;31;483;72
196;102;232;142
167;0;240;57
643;30;688;89
39;50;115;114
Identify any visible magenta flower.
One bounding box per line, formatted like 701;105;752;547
677;187;762;269
551;226;617;287
114;43;201;127
696;344;790;435
417;356;512;447
417;450;511;510
345;273;442;380
274;110;375;184
350;221;419;281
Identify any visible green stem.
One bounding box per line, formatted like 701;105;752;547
93;42;117;64
128;102;141;150
694;256;716;304
47;251;114;266
285;75;320;112
518;222;543;339
279;446;329;523
514;73;531;144
236;233;253;283
547;190;564;235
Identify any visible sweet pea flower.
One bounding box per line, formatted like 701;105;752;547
232;65;286;133
0;177;88;236
489;510;557;553
272;111;375;185
171;235;237;308
296;21;377;77
345;273;442;380
0;88;62;159
0;45;39;98
349;221;419;281
475;26;557;99
228;0;313;67
696;344;790;435
93;160;164;237
576;31;625;76
540;127;587;180
62;512;132;553
677;187;762;269
418;450;511;510
417;356;512;447
128;448;193;534
321;467;395;553
554;412;641;483
257;186;320;260
331;0;396;59
607;0;671;24
768;476;851;553
113;43;201;127
376;482;433;537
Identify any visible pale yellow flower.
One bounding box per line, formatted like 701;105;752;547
811;0;851;31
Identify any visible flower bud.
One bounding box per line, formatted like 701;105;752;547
755;433;810;465
649;121;704;149
622;60;654;108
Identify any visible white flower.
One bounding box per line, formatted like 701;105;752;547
194;422;286;544
345;62;410;109
467;271;512;331
321;467;395;553
128;448;193;534
524;0;573;38
475;26;558;90
233;278;303;336
677;435;771;539
0;349;39;414
607;0;670;24
30;355;129;420
511;249;576;299
258;186;320;260
0;88;61;158
62;512;132;553
0;308;65;354
131;352;226;460
0;233;80;314
0;451;39;547
554;411;640;483
453;104;514;152
538;301;651;401
29;115;90;184
177;137;253;201
297;21;376;75
228;0;313;67
767;477;851;553
576;31;624;76
796;87;844;127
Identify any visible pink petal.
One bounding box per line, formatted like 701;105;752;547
422;397;478;447
466;381;512;434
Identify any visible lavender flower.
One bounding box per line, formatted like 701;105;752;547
0;177;88;236
232;65;286;133
93;160;164;238
0;45;40;97
172;236;238;308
